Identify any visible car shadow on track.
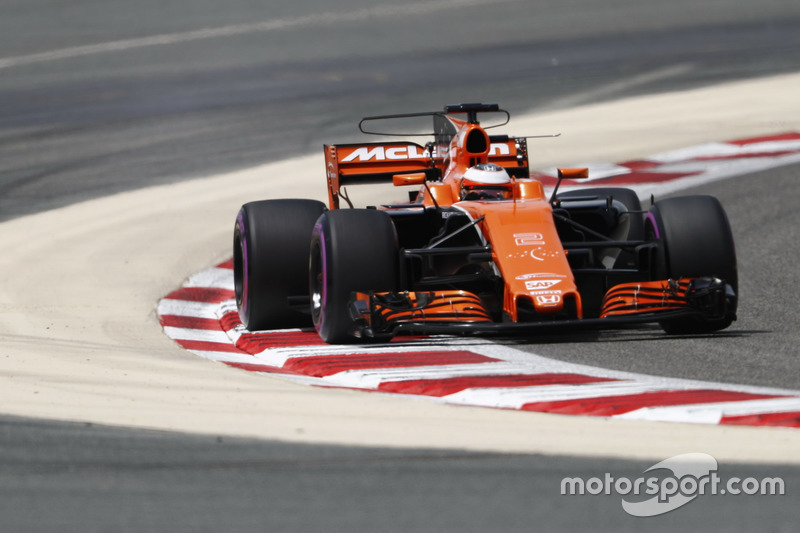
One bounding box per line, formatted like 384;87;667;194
484;326;767;346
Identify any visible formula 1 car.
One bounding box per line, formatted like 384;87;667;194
233;103;737;343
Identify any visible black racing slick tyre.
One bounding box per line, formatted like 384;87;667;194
310;209;399;344
646;195;738;334
233;199;327;331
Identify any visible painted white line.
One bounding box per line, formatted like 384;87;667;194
649;139;800;163
156;299;220;319
162;326;232;344
615;397;800;425
246;342;457;358
184;267;235;290
241;340;484;369
326;361;531;388
648;142;743;162
228;329;484;356
541;162;633;181
734;139;800;153
636;151;800;200
467;341;800;397
0;0;511;70
262;372;358;388
443;381;667;409
247;350;303;368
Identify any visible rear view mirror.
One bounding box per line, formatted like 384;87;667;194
549;167;590;204
557;167;590;180
393;173;427;186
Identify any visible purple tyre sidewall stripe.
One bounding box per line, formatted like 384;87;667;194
645;211;660;239
237;211;249;315
312;221;328;332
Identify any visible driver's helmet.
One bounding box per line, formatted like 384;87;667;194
460;163;513;200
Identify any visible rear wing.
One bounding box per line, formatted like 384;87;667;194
323;137;529;209
324;142;436;209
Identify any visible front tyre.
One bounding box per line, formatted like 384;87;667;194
646;195;737;334
310;209;399;343
234;199;327;331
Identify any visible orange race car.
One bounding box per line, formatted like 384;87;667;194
233;103;737;343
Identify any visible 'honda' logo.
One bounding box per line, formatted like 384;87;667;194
535;294;561;306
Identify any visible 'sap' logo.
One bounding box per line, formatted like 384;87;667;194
525;279;561;290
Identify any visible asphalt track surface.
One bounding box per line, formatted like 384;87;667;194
2;0;800;531
1;413;797;533
2;0;800;220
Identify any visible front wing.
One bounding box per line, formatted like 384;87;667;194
348;277;736;338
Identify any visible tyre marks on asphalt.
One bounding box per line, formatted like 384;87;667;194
157;133;800;429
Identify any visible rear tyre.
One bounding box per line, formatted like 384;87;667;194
310;209;399;343
233;199;327;330
646;195;737;334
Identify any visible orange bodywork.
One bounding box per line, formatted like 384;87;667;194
600;279;699;318
323;112;586;323
352;290;493;326
453;200;582;320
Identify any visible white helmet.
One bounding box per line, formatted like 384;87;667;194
463;163;511;184
460;163;512;200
